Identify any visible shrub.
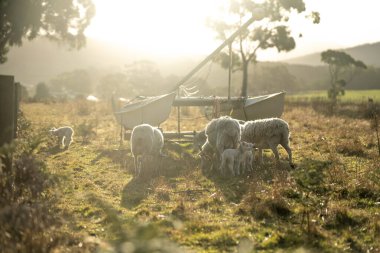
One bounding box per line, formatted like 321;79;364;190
75;120;97;143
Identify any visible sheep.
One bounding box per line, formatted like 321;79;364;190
240;148;255;174
130;124;164;177
241;118;292;166
199;140;215;171
219;141;254;176
199;116;241;171
49;126;74;149
192;129;207;153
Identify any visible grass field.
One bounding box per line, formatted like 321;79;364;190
287;89;380;102
6;97;380;252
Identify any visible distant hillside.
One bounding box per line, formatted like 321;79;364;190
283;42;380;67
0;38;202;86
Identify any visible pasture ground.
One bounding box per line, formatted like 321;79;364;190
18;97;380;252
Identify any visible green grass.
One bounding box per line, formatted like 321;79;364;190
287;89;380;102
19;99;380;252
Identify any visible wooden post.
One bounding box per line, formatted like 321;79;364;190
0;75;16;171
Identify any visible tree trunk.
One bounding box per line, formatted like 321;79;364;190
240;61;249;97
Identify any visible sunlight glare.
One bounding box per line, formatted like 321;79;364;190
87;0;228;57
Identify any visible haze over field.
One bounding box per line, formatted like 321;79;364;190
1;0;380;88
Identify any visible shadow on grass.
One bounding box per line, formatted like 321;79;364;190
121;141;196;209
91;148;127;166
202;156;294;203
121;177;152;209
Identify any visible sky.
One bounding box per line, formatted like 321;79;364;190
86;0;380;61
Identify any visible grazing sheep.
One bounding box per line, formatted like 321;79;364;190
49;126;74;149
219;141;254;176
130;124;164;177
199;140;215;171
215;116;241;161
241;118;292;166
193;116;240;170
192;129;207;153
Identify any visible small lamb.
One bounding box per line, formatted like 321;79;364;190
240;148;255;174
49;126;74;149
219;141;254;176
241;118;292;166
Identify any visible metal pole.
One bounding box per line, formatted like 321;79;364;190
228;42;232;101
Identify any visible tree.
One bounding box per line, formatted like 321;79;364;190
50;69;92;95
34;82;50;101
0;0;95;63
321;50;367;104
125;61;165;96
208;0;319;97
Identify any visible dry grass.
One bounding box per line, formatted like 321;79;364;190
8;98;380;252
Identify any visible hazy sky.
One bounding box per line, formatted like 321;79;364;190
86;0;380;60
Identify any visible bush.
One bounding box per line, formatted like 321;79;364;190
75;120;97;143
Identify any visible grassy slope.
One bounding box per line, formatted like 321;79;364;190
22;99;380;252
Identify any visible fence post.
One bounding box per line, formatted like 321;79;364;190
0;75;16;170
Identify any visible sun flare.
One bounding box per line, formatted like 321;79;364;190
86;0;227;57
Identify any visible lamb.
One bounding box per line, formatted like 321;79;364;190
219;141;254;176
240;148;255;174
130;124;164;177
241;118;292;166
49;126;74;149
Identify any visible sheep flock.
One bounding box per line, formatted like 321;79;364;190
131;116;293;178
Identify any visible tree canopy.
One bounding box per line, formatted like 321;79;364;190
0;0;95;63
321;49;367;102
208;0;319;96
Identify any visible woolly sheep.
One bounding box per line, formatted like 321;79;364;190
241;118;292;165
219;141;254;176
130;124;164;177
204;116;241;158
215;116;241;161
49;126;74;149
192;129;207;153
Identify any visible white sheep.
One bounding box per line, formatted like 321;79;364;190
49;126;74;149
130;124;164;177
192;129;207;153
219;141;254;176
240;148;255;174
199;116;241;172
199;140;215;171
215;116;241;161
241;118;292;166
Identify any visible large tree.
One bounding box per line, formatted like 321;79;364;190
0;0;95;63
208;0;319;97
321;49;367;104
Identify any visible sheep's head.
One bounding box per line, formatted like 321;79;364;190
239;141;254;152
192;130;207;153
49;127;57;135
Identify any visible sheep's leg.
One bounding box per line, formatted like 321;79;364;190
228;159;235;176
219;156;226;175
281;143;293;166
240;159;245;175
64;135;72;149
58;136;63;147
268;142;280;163
258;148;263;164
133;156;138;176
